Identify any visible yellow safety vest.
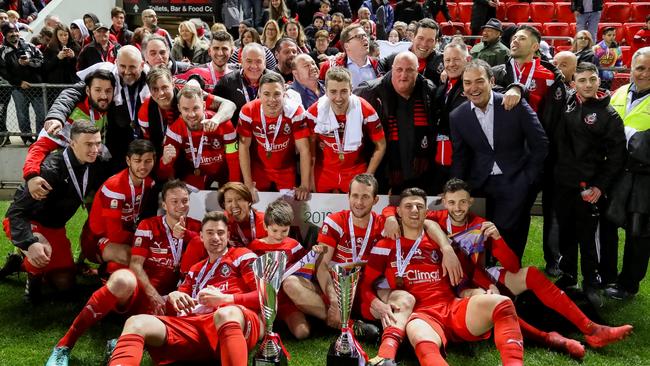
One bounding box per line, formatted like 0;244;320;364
610;84;650;132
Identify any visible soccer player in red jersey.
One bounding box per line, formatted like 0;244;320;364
83;140;156;273
437;179;632;357
158;86;240;190
46;180;201;365
238;72;312;200
108;211;262;366
362;187;525;366
305;67;386;193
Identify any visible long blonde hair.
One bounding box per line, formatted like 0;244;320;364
175;20;199;48
282;19;308;49
261;20;281;49
571;30;594;53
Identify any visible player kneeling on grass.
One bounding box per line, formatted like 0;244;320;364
46;180;201;366
439;178;633;358
248;199;326;339
361;187;525;366
108;211;262;366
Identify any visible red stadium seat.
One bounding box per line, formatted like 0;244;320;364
555;2;575;23
501;22;517;30
506;3;531;23
602;3;631;23
569;22;576;36
620;45;632;68
631;3;650;22
597;23;624;44
554;45;573;53
517;22;543;31
457;2;473;23
611;73;631;92
441;22;467;36
497;3;507;21
437;2;458;23
624;23;646;46
543;22;572;46
464;22;472;35
530;3;555;23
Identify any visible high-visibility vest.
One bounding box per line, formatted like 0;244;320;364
611;84;650;132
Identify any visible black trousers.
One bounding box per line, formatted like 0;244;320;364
542;182;561;268
618;234;650;294
554;184;601;286
597;215;620;285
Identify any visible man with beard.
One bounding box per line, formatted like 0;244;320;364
329;12;345;50
319;24;383;88
470;18;510;67
273;38;298;83
289;54;325;109
176;31;238;93
158;86;240;190
140;8;172;48
3;121;103;302
77;23;120;71
381;18;443;85
214;43;281;127
45;180;202;365
22;70;116;200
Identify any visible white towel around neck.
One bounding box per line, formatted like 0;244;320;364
314;94;363;152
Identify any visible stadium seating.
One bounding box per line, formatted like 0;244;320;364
441;22;467;36
506;3;531;23
530;2;555;24
631;3;650;22
624;23;646;45
543;22;572;46
620;45;632;68
497;3;507;21
436;2;458;23
602;3;631;23
517;22;543;30
555;3;575;23
457;2;473;23
597;22;625;44
554;45;573;53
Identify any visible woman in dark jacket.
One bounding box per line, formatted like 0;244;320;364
571;30;596;65
43;23;81;85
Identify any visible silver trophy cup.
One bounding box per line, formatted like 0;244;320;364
327;264;364;365
253;251;288;366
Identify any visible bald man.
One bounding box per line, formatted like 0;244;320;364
355;51;438;193
553;51;578;88
289;53;325;109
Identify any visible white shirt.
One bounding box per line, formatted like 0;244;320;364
470;91;502;175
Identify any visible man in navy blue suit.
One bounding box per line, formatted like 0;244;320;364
450;59;548;262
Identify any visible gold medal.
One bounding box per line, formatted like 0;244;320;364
339;153;345;161
194;168;201;176
266;151;272;158
395;276;405;289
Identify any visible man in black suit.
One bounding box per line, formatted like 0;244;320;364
450;59;548;261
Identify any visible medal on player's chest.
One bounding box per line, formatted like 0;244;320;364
395;231;424;290
339;152;345;161
261;108;282;160
395;276;405;289
194;168;201;176
266;150;272;158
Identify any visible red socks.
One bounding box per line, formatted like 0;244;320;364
108;334;145;366
524;267;591;334
414;341;447;366
517;317;548;344
491;300;524;366
377;326;405;359
218;321;248;366
57;285;118;348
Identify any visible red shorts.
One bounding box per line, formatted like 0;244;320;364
114;280;174;316
3;218;73;275
80;222;130;274
315;165;365;193
148;305;261;365
253;165;296;191
409;297;490;347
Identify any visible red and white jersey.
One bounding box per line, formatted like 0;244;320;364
137;96;178;140
131;215;202;294
175;63;236;93
177;247;258;297
318;210;385;265
238;99;310;171
248;237;306;265
305;97;384;171
510;57;555;112
225;209;267;248
88;169;155;245
365;235;456;311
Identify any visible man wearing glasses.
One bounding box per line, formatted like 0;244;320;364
318;24;383;88
141;9;172;48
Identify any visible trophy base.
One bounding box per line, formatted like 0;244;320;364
326;342;362;366
253;355;288;366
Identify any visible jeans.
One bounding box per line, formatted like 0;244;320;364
241;0;263;28
576;11;601;42
12;87;46;134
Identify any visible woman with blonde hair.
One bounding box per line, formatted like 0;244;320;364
282;18;310;53
571;30;595;64
228;27;278;69
172;20;209;64
261;20;281;51
262;0;291;28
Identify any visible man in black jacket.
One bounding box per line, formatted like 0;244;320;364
110;6;133;47
77;23;120;71
471;0;497;36
355;51;437;194
551;62;626;307
3;121;103;301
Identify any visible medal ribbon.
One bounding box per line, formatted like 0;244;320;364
510;58;537;90
162;215;184;267
192;257;222;298
236;210;256;246
63;148;89;208
446;215;468;235
186;126;205;169
348;213;374;263
123;85;138;123
259;106;283;154
395;231;425;278
128;174;145;225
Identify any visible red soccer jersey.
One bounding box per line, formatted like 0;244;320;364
511;58;555;112
318;210;385;265
238;99;310;171
131;215;202;294
158;111;239;189
88;169;155;245
175;63;235;93
226;209;267;248
363;234;456;311
247;237;306;265
305;97;384;172
137;96;178;140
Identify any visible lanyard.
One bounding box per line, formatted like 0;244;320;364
348;212;374;263
192;257;222;298
63;148;88;208
510;58;537;90
332;118;347;155
395;231;424;277
236;210;256;246
157;107;167;136
208;62;223;86
446;215;468;235
260;106;283;153
186;127;205;169
162;215;184;267
240;71;254;102
128;174;145;224
123;85;138;123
